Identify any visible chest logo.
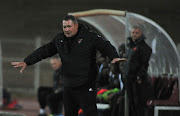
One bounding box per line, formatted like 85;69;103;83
78;38;83;44
133;47;137;51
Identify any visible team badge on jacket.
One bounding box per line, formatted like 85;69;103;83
78;39;83;44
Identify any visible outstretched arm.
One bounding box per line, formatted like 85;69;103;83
11;37;58;73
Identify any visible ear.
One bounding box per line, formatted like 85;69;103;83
76;23;79;27
75;23;79;29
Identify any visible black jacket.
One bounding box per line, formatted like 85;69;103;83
24;24;119;87
124;35;152;80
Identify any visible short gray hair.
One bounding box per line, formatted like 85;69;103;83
131;25;142;31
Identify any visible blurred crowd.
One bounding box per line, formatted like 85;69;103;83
95;43;126;116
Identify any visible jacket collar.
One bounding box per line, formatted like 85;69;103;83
128;35;145;48
77;24;92;36
133;35;145;44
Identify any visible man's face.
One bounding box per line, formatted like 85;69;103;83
63;20;78;38
130;28;142;41
50;58;62;71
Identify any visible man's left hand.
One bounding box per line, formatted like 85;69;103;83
111;58;127;63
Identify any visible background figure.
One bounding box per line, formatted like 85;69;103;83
110;43;126;116
38;56;63;116
124;25;152;116
2;88;22;110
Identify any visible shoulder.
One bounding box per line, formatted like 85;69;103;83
79;24;102;39
140;40;152;52
55;33;64;39
53;33;65;41
86;31;103;40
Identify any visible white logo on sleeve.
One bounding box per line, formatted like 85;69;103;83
89;88;93;92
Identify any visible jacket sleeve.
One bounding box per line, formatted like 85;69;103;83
24;38;58;66
92;33;119;61
138;46;152;80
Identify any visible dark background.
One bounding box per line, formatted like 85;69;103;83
1;0;180;43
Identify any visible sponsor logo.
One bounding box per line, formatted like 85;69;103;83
78;39;83;44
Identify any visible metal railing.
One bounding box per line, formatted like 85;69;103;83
0;40;3;106
1;38;54;95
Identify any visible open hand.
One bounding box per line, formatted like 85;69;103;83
11;62;27;73
111;58;127;63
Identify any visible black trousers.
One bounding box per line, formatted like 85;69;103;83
110;90;125;116
38;86;63;114
125;77;146;116
3;88;11;105
63;83;98;116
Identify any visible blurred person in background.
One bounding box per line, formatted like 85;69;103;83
38;56;63;116
2;88;22;110
96;51;104;67
11;15;126;116
96;56;110;89
96;63;122;104
110;43;126;116
118;43;126;58
124;25;152;116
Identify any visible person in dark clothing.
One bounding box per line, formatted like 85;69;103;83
3;88;11;106
118;43;125;58
96;67;110;89
11;15;126;116
110;44;126;116
2;88;22;110
124;25;152;116
37;56;63;116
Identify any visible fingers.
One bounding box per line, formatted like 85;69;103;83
20;66;26;73
11;62;22;68
11;62;21;65
120;58;127;61
12;62;23;68
14;65;21;68
111;58;127;63
117;58;127;62
111;59;116;63
112;61;116;63
111;58;120;63
11;62;27;73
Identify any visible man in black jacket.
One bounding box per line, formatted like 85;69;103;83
124;25;152;116
11;15;126;116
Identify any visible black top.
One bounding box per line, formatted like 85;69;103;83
53;67;63;90
124;35;152;80
24;24;119;87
